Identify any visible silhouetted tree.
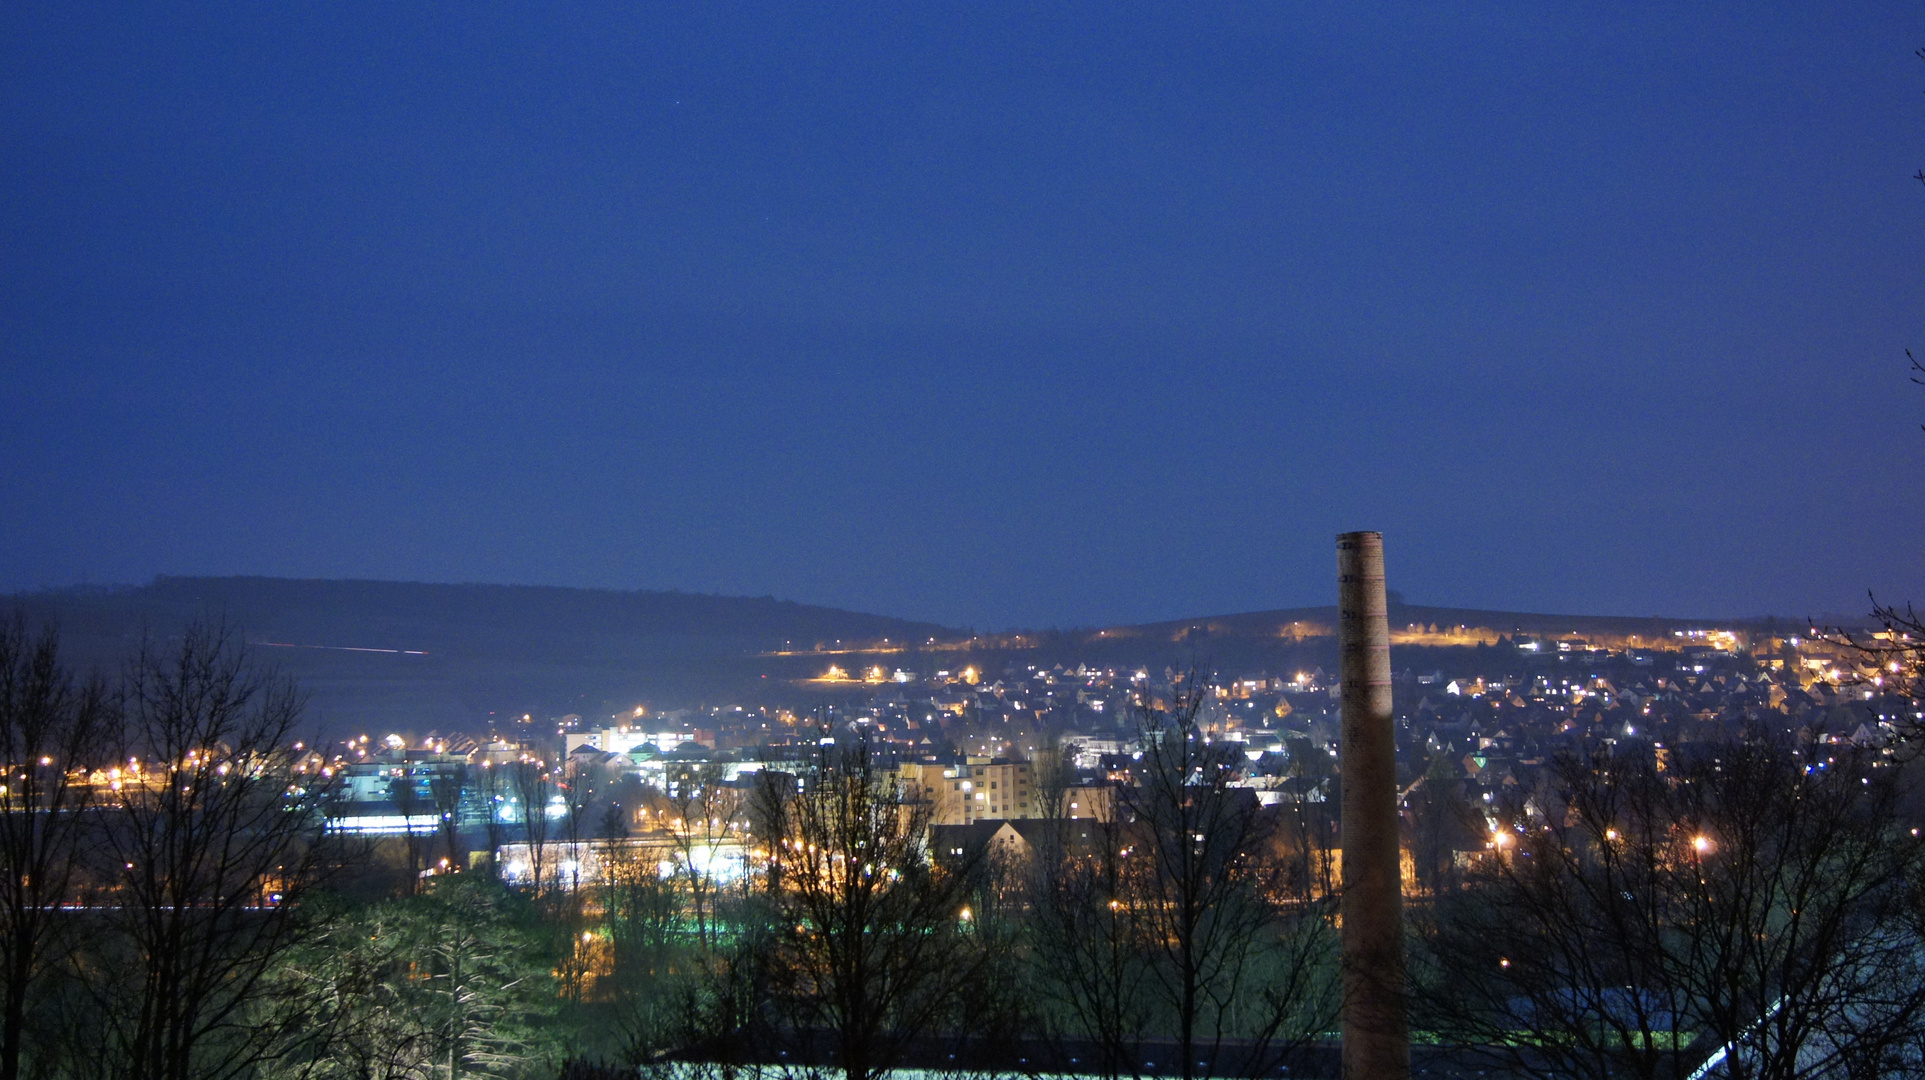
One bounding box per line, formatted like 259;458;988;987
662;760;743;948
597;837;686;1066
96;623;334;1080
389;767;426;891
1116;683;1338;1080
557;765;598;896
1029;811;1155;1080
476;760;508;874
1829;346;1925;731
1418;734;1925;1080
509;760;553;892
430;763;467;871
1404;751;1471;896
752;737;991;1080
0;616;110;1080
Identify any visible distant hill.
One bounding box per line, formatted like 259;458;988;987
9;576;1832;741
1114;601;1797;644
775;603;1830;690
983;602;1825;678
13;577;956;739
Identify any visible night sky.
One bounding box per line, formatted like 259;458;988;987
4;3;1922;630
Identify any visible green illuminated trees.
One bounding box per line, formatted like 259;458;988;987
396;877;559;1080
271;877;559;1080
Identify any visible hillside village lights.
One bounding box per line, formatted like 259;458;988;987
1337;531;1409;1080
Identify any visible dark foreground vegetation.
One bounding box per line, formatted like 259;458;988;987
3;614;1925;1080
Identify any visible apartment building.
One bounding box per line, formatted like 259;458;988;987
899;755;1035;825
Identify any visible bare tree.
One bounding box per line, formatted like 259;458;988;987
752;738;990;1080
1417;735;1925;1080
1404;751;1470;897
1013;728;1146;1077
430;763;467;872
556;766;598;896
389;767;426;892
476;761;508;874
603;839;774;1074
598;837;684;1065
509;760;553;892
1828;350;1925;730
662;760;743;948
96;622;335;1080
1028;811;1157;1080
1031;737;1075;825
1118;683;1337;1080
0;616;110;1080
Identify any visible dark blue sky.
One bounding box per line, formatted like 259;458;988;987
4;2;1922;629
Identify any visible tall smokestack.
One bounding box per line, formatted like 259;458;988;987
1337;530;1409;1080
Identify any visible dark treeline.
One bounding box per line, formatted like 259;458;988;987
4;614;1925;1080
